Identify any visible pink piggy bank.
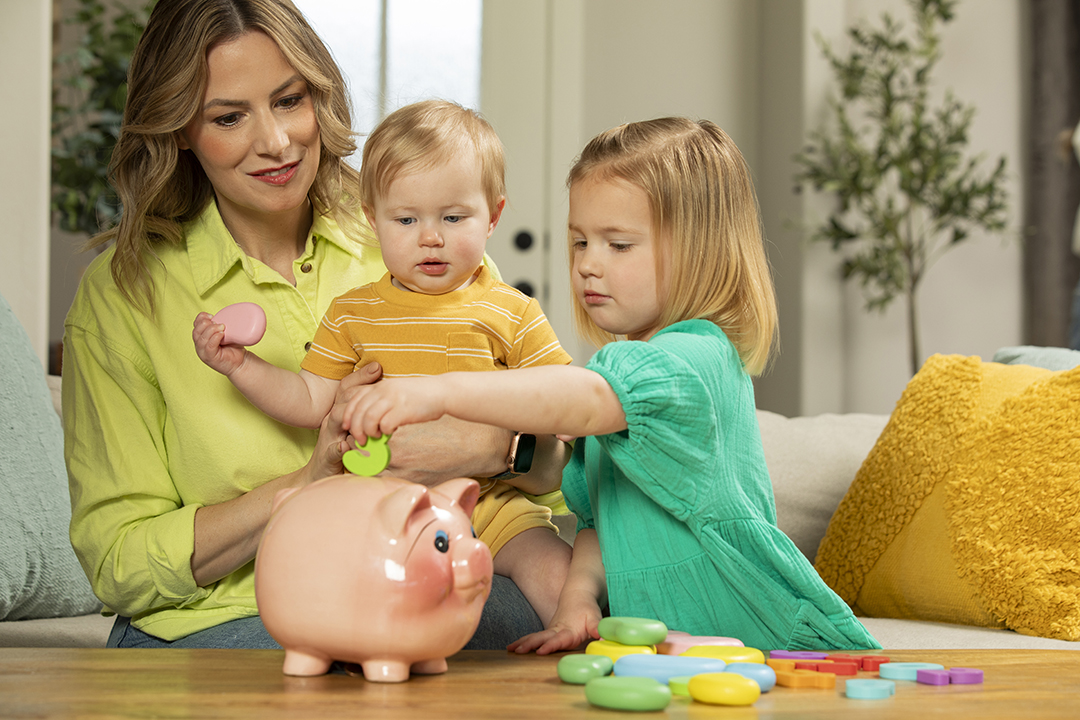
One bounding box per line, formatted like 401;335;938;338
255;475;492;682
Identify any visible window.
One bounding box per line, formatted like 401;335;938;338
294;0;483;146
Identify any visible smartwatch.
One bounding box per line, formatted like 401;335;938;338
489;431;536;480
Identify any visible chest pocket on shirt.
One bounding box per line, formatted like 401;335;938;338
446;332;499;372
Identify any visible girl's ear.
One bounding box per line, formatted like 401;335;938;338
175;131;190;151
487;197;506;237
362;205;377;229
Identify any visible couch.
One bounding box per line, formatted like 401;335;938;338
2;286;1076;650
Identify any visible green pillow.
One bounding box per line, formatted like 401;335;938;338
993;345;1080;371
0;293;101;620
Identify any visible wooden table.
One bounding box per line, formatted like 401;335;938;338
1;648;1078;719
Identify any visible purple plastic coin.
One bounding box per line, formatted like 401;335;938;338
949;668;984;685
916;669;951;685
769;650;828;660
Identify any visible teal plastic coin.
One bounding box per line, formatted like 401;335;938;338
342;434;390;476
845;679;896;699
598;617;668;647
585;676;672;711
614;654;726;683
557;653;613;684
878;662;944;681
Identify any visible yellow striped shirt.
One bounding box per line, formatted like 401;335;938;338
301;265;572;379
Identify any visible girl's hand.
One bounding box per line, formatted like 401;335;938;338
192;312;247;376
340;376;449;444
506;592;603;655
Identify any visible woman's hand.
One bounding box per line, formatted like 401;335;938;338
506;589;603;655
192;312;246;376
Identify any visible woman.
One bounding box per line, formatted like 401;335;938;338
62;0;565;649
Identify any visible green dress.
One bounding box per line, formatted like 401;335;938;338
563;320;879;651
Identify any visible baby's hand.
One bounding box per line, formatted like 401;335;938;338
340;376;448;444
192;312;247;376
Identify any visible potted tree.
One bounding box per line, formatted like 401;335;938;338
795;0;1009;376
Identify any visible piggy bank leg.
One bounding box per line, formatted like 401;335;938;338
411;658;449;676
360;660;412;683
282;648;333;677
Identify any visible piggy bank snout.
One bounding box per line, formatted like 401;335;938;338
452;539;493;601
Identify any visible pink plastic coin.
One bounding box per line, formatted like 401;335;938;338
212;302;267;346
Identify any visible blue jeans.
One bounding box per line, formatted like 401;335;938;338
107;574;542;650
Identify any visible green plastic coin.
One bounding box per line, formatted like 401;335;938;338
585;676;672;712
668;675;693;696
557;654;613;684
342;434;390;476
598;617;669;647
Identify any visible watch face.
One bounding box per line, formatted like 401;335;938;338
513;433;537;474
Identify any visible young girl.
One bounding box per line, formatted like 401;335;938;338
340;117;880;653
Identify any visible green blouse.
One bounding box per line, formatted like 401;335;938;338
563;319;879;651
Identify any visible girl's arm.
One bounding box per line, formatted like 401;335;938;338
193;312;338;428
342;365;627;442
331;363;576;489
507;529;607;654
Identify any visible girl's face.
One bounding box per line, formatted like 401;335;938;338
569;176;665;342
178;31;320;230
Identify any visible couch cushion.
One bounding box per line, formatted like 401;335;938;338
0;293;102;621
815;354;1080;641
757;410;887;562
992;345;1080;371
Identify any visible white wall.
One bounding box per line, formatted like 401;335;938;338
1;0;52;366
755;0;1023;415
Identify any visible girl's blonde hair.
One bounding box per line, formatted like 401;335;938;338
94;0;365;314
568;117;778;375
358;100;505;232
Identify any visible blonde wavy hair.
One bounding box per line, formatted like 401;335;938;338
93;0;365;314
358;99;506;237
568;118;778;375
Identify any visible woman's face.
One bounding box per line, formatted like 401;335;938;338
178;30;320;229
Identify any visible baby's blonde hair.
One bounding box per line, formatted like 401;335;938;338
359;100;506;236
568;117;777;375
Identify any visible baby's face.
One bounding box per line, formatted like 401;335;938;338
368;149;504;294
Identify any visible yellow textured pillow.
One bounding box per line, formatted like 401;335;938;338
814;354;1080;640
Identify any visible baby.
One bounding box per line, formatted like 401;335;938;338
193;100;572;625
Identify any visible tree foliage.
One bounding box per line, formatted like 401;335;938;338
51;0;156;236
795;0;1008;375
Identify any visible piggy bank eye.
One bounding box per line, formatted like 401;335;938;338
434;529;449;553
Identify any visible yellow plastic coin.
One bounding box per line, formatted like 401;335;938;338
680;645;765;664
688;672;761;706
586;639;655;662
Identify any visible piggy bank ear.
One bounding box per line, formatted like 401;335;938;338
377;483;433;537
433;478;481;517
